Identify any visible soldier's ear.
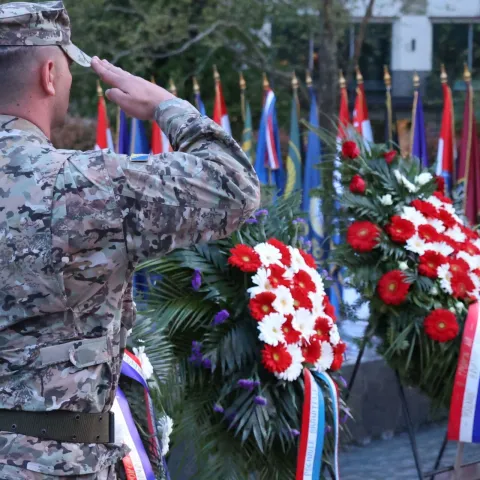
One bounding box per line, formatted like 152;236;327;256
39;58;56;97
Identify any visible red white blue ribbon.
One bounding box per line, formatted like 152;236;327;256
448;302;480;443
296;368;340;479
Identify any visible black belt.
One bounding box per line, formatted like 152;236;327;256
0;409;115;443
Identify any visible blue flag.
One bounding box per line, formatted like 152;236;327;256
411;91;428;167
303;86;326;265
195;92;206;116
254;88;286;195
116;109;130;154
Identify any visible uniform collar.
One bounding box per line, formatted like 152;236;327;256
0;115;52;145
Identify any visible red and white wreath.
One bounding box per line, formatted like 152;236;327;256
228;239;345;381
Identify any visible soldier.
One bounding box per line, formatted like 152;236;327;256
0;2;260;479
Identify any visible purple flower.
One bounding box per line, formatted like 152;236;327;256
189;341;203;366
254;209;269;217
254;395;267;406
290;429;300;437
202;358;212;369
253;380;261;388
303;240;312;250
191;269;202;291
237;379;255;390
213;403;224;414
192;341;202;354
293;217;307;225
325;425;332;434
213;310;230;326
245;218;258;224
339;376;348;388
341;413;350;425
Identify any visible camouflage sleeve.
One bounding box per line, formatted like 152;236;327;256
104;98;260;263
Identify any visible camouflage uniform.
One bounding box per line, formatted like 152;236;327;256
0;3;260;479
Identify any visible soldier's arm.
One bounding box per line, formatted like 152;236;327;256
104;99;260;262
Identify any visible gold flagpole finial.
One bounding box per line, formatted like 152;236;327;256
168;78;177;96
263;72;270;91
292;71;299;90
151;76;156;84
213;65;220;83
193;76;200;95
96;80;103;97
239;72;246;91
306;70;313;88
383;65;392;88
356;66;364;84
440;64;448;84
464;63;471;83
413;72;420;89
339;70;346;89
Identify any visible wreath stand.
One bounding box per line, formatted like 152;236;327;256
343;330;479;480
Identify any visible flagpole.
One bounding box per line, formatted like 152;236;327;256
292;71;300;118
462;63;473;216
384;65;393;147
193;76;201;111
410;72;420;159
168;78;177;97
263;72;273;187
441;64;457;183
240;73;246;124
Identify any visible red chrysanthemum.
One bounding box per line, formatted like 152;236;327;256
383;150;397;164
418;224;441;243
281;315;302;344
418;251;447;278
268;264;290;289
377;270;410;305
464;242;480;256
451;272;475;299
435;175;446;194
411;199;438;218
424;309;459;342
437;209;457;229
347;221;380;252
350;174;366;194
228;244;262;272
460;225;479;241
314;316;331;342
293;270;316;293
302;338;322;364
267;239;292;267
385;216;416;244
292;289;313;310
323;297;337;322
433;191;453;205
330;342;347;371
262;344;293;373
299;249;317;269
342;141;361;159
449;258;470;275
249;292;276;321
439;234;462;253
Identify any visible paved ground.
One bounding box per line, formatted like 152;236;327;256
340;422;480;480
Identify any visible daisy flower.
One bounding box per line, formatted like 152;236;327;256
248;268;273;297
428;242;454;257
457;251;480;270
425;195;444;209
444;226;467;244
400;206;427;228
288;246;307;272
437;264;453;294
276;344;304;382
258;313;286;346
309;291;326;318
272;285;295;315
292;308;316;340
329;324;341;346
426;218;446;234
315;341;334;373
254;243;282;267
405;235;428;256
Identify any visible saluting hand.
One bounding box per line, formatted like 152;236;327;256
91;57;175;121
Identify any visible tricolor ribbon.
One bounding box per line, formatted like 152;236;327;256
114;350;165;480
296;368;340;480
448;303;480;443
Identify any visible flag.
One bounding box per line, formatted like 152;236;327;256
303;75;326;265
284;72;302;198
254;74;285;194
116;109;130;155
384;66;398;148
240;73;254;163
193;77;207;116
456;65;480;226
436;65;456;195
353;68;374;143
95;82;115;151
411;74;428;167
150;77;172;154
213;66;231;135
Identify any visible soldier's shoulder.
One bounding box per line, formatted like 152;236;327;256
56;147;118;169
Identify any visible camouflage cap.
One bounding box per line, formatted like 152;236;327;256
0;1;91;67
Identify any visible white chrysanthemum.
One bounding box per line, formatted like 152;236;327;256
272;286;295;315
254;243;282;267
444;226;466;243
276;344;304;382
157;415;174;456
428;242;454;257
400;206;427;228
133;346;154;380
457;251;480;270
425;195;444;209
292;308;316;340
394;170;418;193
310;291;326;318
405;235;428;256
258;313;286;346
329;324;340;346
248;268;272;297
288;246;307;273
437;264;453;294
380;194;393;206
398;261;409;271
415;172;433;186
315;342;334;373
426;218;446;234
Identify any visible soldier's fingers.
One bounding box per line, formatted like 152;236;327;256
105;88;131;107
91;58;129;90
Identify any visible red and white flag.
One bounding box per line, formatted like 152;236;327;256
213;68;232;136
151;121;172;154
95;83;115;151
353;69;373;143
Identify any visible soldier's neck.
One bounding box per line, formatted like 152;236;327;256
0;106;51;139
